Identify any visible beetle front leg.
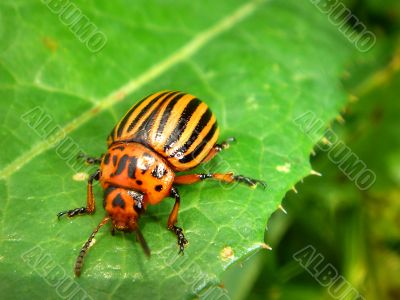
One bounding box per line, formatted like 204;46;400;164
77;152;103;165
167;186;188;254
57;169;100;219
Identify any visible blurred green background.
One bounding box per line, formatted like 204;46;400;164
223;1;400;299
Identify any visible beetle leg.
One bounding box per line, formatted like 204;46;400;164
167;187;188;254
201;137;236;163
174;172;267;189
77;152;103;165
57;169;100;219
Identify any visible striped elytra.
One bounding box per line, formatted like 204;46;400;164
107;91;220;171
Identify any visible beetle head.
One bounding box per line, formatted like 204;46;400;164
103;186;150;256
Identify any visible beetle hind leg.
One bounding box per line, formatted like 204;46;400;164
167;187;188;254
201;137;236;163
57;169;100;219
174;172;267;189
232;174;267;189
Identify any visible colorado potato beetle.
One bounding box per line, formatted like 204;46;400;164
58;90;266;276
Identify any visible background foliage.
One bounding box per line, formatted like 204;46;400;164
222;1;400;299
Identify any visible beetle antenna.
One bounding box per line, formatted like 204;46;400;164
75;216;110;277
135;228;151;257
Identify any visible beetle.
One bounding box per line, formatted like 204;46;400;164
58;90;266;276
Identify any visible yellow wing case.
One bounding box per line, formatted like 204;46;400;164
108;91;219;171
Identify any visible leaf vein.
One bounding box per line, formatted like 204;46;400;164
0;0;266;180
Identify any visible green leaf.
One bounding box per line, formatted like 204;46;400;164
0;0;355;299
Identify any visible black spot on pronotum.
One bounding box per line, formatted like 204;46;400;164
112;193;126;209
112;155;118;166
155;185;163;192
114;154;130;176
151;165;167;179
136;180;143;185
103;153;110;165
128;157;137;179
